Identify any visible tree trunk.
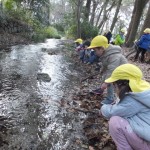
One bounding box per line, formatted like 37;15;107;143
95;0;109;27
125;0;137;42
85;0;92;21
126;0;148;47
98;1;116;29
99;20;106;34
140;2;150;36
110;0;122;32
77;0;82;38
90;0;98;25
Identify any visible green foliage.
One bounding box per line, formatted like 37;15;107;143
32;26;61;42
53;23;64;32
4;0;15;10
66;25;77;39
2;0;61;42
66;21;99;39
80;21;99;40
44;26;61;39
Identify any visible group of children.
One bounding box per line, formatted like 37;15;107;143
74;29;150;149
74;28;126;64
74;38;98;64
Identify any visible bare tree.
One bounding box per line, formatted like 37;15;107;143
98;1;116;29
95;0;109;27
76;0;82;38
126;0;148;47
90;0;98;25
140;2;150;36
110;0;122;32
85;0;92;21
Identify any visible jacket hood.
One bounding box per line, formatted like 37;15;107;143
102;44;123;58
143;33;150;40
128;89;150;108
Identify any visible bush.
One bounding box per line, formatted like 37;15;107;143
32;26;61;42
66;21;99;39
32;33;46;42
3;2;61;42
81;21;99;40
53;23;64;32
44;26;57;38
44;26;61;39
66;25;77;39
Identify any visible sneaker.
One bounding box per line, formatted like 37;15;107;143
101;99;113;104
90;88;104;95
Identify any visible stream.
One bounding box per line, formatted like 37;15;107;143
0;39;87;150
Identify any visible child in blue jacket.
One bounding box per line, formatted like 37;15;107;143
134;28;150;62
101;64;150;150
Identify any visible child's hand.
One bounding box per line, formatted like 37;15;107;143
99;110;102;116
101;82;108;90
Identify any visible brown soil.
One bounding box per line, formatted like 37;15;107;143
0;33;32;50
62;45;150;150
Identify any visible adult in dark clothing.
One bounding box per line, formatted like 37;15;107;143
104;31;112;44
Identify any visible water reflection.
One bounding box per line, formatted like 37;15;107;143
0;39;84;150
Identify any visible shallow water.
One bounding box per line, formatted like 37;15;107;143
0;39;86;150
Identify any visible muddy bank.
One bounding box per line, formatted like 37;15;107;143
64;50;116;150
0;33;32;50
65;45;150;150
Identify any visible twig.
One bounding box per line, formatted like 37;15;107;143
72;107;99;114
81;73;100;82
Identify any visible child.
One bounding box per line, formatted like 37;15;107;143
81;40;91;63
74;38;83;52
101;64;150;150
114;28;126;47
134;28;150;63
88;35;127;104
104;30;112;44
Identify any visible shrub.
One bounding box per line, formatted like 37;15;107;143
53;23;64;32
44;26;61;39
3;2;61;42
66;21;99;39
66;25;77;39
81;21;99;40
32;26;61;42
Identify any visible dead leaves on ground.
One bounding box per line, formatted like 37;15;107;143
61;53;116;150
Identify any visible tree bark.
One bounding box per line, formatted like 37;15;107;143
126;0;148;47
140;2;150;36
125;0;137;42
90;0;98;25
99;21;106;34
110;0;122;32
98;1;116;29
85;0;92;21
76;0;82;38
95;0;109;27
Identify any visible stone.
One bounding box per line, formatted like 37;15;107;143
37;73;51;82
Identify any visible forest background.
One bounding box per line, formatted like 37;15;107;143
0;0;150;47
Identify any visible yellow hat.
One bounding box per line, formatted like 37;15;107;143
105;64;150;92
74;38;83;44
120;28;126;33
88;35;109;49
144;28;150;34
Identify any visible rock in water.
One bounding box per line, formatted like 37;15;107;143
37;73;51;82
